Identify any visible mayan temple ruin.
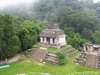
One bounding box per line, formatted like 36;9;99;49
39;23;66;49
28;23;67;65
75;42;100;68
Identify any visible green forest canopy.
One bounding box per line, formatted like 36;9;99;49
0;14;46;59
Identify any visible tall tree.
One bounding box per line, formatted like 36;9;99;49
0;15;4;59
0;14;21;59
93;31;100;44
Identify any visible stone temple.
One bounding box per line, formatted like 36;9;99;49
39;23;66;49
75;42;100;68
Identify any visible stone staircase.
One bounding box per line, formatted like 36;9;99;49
28;49;58;65
44;52;58;65
60;46;72;53
60;46;78;58
75;53;100;68
29;49;47;62
85;54;97;68
67;50;78;57
28;49;36;57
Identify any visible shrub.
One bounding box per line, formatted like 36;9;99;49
56;52;67;65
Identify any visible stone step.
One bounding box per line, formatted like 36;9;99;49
68;50;78;58
46;52;57;57
29;49;47;62
28;49;36;57
85;54;97;68
44;52;58;65
60;45;79;58
66;49;76;54
60;46;73;53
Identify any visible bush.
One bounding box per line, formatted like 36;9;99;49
56;52;67;65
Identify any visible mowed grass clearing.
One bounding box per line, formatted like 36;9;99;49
0;53;100;75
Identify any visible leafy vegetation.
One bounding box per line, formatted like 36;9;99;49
0;14;46;59
56;52;67;65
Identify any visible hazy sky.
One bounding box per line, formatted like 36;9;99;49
94;0;100;3
0;0;35;8
0;0;100;8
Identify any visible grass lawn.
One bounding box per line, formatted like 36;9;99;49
0;53;100;75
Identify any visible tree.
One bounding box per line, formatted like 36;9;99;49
0;14;21;59
82;28;93;41
19;21;33;51
45;12;58;22
0;14;4;59
67;32;88;50
93;30;100;44
19;20;43;51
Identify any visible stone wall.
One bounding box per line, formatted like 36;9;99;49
75;52;100;68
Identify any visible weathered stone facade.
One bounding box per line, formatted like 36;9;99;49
39;23;66;49
75;42;100;68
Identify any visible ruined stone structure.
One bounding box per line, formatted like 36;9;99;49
39;23;66;49
75;42;100;68
28;49;58;65
28;49;47;62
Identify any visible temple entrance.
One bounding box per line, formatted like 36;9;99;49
53;38;55;43
86;46;88;51
47;38;50;44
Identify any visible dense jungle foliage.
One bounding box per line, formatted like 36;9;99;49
0;14;46;59
0;0;100;59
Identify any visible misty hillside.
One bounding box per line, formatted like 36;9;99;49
1;0;100;21
0;3;34;20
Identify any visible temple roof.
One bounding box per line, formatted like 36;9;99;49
93;44;100;48
40;23;65;37
83;42;100;48
46;23;59;29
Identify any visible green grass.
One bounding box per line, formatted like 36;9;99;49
1;45;100;75
67;71;100;75
32;44;41;48
0;53;100;75
47;45;72;53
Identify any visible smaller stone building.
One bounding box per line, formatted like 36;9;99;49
39;23;66;49
83;43;100;54
75;42;100;68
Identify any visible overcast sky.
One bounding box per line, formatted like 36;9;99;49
0;0;36;8
0;0;100;8
94;0;100;3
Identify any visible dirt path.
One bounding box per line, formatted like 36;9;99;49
0;54;21;65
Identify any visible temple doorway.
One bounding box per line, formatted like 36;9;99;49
53;38;55;43
47;38;50;44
